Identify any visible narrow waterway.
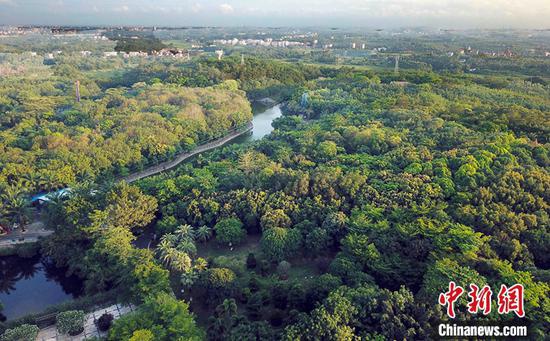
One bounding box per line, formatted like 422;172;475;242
0;103;283;321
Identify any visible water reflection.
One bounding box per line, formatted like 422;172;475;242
231;103;283;144
0;255;83;320
0;255;41;294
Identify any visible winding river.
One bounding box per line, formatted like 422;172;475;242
0;103;282;321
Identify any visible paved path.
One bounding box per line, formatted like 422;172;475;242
36;303;136;341
0;221;52;248
124;122;252;183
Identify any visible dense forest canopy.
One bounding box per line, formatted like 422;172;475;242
131;68;549;339
0;75;251;198
0;36;548;340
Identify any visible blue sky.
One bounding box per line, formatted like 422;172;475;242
0;0;549;28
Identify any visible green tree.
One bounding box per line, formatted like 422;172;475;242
214;217;246;246
261;227;302;262
109;292;203;341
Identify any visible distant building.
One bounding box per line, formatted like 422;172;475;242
103;51;118;57
80;51;92;57
153;48;187;58
390;81;410;87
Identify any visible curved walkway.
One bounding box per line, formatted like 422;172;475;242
123;122;253;183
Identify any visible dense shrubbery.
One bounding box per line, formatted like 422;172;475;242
0;324;39;341
96;313;113;332
56;310;85;335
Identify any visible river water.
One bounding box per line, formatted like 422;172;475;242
243;103;282;141
0;104;282;321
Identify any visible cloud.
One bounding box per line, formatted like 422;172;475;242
114;5;129;12
191;3;202;13
219;3;234;14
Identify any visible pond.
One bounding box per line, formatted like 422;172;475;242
0;255;84;321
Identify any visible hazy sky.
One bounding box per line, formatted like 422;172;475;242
0;0;549;28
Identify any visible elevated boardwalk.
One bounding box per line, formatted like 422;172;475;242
0;123;252;250
123;122;252;183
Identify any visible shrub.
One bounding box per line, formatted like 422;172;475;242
259;260;271;276
206;268;236;289
14;243;40;258
277;261;291;279
129;329;154;341
0;324;39;341
214;218;246;246
56;310;85;336
246;253;257;269
96;313;113;332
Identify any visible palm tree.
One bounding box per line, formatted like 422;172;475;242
215;298;238;329
157;240;175;262
220;298;237;316
170;252;192;273
2;190;32;232
180;271;198;289
160;232;178;246
193;257;208;272
21;173;39;190
194;225;212;243
175;224;194;242
43;191;66;226
176;239;197;257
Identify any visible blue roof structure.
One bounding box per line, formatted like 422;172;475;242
30;188;71;203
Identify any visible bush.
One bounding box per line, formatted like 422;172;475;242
14;243;40;258
0;324;39;341
96;313;113;332
129;329;154;341
277;261;291;279
206;268;236;289
214;218;246;246
246;253;257;269
56;310;85;336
